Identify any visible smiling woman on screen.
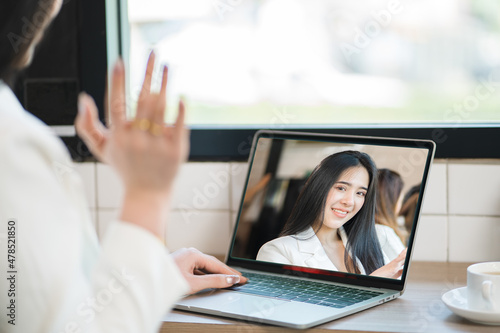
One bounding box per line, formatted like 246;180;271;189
257;151;406;278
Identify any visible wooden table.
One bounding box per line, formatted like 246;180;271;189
161;262;499;332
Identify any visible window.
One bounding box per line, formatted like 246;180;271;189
105;0;500;159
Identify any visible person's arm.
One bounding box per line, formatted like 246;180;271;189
376;224;406;262
76;53;246;295
0;128;187;333
77;54;185;241
371;224;407;279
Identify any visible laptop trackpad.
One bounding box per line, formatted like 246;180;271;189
176;289;342;328
176;289;289;317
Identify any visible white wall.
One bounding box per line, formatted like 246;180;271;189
75;159;500;262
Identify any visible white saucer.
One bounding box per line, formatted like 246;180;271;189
442;287;500;325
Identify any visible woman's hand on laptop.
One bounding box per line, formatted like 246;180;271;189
369;248;407;279
172;248;248;294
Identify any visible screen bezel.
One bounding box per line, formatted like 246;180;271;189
226;130;436;291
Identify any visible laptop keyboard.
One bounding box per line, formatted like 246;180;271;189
228;271;383;309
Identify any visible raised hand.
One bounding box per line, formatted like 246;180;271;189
75;52;189;238
370;248;407;279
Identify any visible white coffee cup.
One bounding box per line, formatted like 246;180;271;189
467;262;500;312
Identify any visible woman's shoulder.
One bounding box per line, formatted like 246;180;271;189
260;234;297;250
258;228;316;257
256;235;294;263
0;83;45;128
266;227;316;246
375;224;396;234
0;82;69;159
375;224;405;260
375;224;403;244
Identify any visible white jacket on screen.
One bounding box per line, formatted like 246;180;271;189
257;224;405;274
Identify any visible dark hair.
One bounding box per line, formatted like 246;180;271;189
0;0;58;84
375;168;406;243
399;183;420;235
280;150;385;275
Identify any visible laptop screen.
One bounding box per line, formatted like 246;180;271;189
228;130;435;287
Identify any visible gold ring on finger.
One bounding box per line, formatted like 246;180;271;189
133;118;152;131
149;123;164;137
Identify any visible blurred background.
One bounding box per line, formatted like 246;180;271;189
126;0;500;126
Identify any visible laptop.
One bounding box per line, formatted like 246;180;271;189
175;130;435;329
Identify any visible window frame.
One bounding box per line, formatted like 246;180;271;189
188;126;500;161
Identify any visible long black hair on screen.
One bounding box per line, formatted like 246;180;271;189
280;150;385;275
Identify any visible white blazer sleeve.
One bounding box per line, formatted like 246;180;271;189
256;239;293;264
0;125;188;332
88;222;189;333
375;224;406;263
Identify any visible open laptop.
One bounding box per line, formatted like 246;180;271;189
175;130;435;329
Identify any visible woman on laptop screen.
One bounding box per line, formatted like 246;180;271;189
257;151;406;278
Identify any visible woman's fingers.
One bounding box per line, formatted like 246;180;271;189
151;65;168;129
136;51;158;122
109;59;127;126
174;99;186;138
194;253;246;281
397;248;407;261
174;100;190;161
75;93;108;161
391;269;404;279
190;274;242;293
390;249;407;272
157;65;168;115
390;248;407;277
172;248;247;294
139;51;156;99
370;248;407;278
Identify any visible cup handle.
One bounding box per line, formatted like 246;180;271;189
482;281;495;310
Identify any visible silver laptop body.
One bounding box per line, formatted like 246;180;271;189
175;130;435;329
